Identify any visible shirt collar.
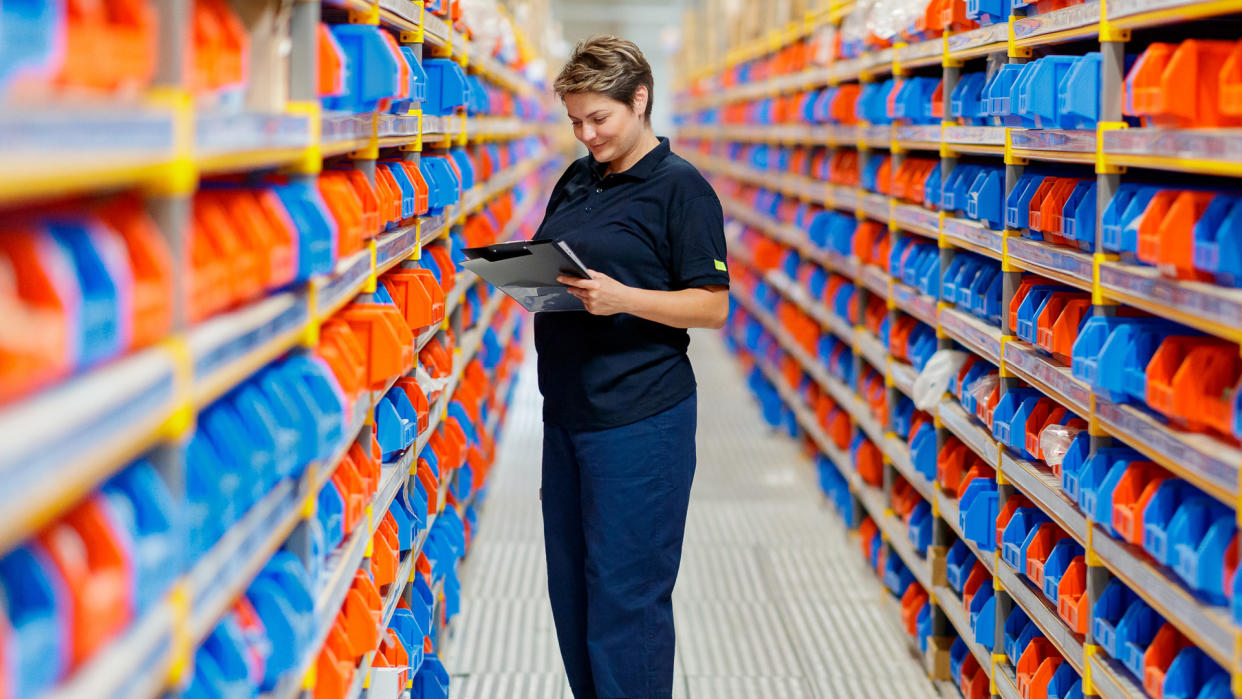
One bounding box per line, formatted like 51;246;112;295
589;136;670;182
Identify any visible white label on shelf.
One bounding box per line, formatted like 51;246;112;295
894;124;943;144
899;40;944;66
940;308;1002;362
861;265;892;298
1099;263;1242;334
894;283;940;328
1009;128;1097;153
862;193;891;221
1095;398;1239;498
944;126;1007;146
944;217;1004;255
940;400;997;466
1012;2;1100;39
894;204;941;238
946;23;1008;53
1004;346;1091;415
1007;238;1093;288
1103;127;1242;162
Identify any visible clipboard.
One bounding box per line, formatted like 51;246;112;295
460;239;592;312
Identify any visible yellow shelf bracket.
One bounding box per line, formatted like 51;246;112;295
1095;121;1128;174
1003;128;1028;166
1007;16;1033;58
287;101;324;176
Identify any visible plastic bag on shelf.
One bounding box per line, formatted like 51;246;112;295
967;373;1000;406
1039;423;1084;470
913;349;969;410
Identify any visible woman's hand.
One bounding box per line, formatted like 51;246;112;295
558;270;634;316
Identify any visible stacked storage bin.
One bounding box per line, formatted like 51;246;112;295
681;0;1242;695
0;1;562;697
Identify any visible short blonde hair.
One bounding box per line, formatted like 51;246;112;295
554;35;654;122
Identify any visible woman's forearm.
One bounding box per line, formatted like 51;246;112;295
625;286;729;330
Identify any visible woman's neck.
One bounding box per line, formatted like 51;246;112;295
606;130;660;175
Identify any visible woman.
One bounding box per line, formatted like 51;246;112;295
532;34;730;699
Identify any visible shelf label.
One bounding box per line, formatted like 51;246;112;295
894;124;943;144
1012;2;1100;40
891;362;918;397
1095;398;1239;499
893;283;940;328
829;124;861;146
861;265;892;299
857;331;889;370
944;217;1004;255
1106;0;1204;19
862;125;892;147
897;39;943;66
894;203;941;238
318;249;374;318
1005;346;1091;415
831;58;866;83
944;126;1007;146
940;307;1002;362
197;112;311;155
191;294;309;379
321;113;370;144
940;400;996;467
1099;263;1242;335
824;250;859;278
832;185;860;212
1009;128;1097;153
1102;127;1242;162
946;23;1008;54
1091;526;1236;661
862;192;891;221
190;480;298;616
1007;238;1094;288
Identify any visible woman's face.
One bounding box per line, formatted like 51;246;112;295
564;89;646;164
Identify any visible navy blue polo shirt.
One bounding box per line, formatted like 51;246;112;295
532;137;729;430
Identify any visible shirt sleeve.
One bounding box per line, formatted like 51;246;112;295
668;190;730;289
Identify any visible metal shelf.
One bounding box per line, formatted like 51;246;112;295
1094;395;1241;505
938;305;1003;365
887;435;938;504
0;346;178;555
993;661;1024;699
938;398;999;469
1002;341;1091;418
935;584;995;671
935;489;997;575
0;149;554;558
1005;237;1094;292
945;24;1009;61
1091;523;1237;669
1105;0;1242;27
996;561;1086;675
942;216;1004;260
856;329;890;373
891;360;918;399
892;281;941;329
893;203;942;240
1011;2;1101;46
1102;126;1242;176
1098;260;1242;344
1089;646;1149;699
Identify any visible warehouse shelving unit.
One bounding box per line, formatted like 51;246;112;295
0;1;563;697
678;0;1242;695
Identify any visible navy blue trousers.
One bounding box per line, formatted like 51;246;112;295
541;393;697;699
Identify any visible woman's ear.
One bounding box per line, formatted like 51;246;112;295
632;85;649;118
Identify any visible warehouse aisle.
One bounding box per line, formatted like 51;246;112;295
442;330;943;699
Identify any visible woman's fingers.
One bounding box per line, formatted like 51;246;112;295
557;275;600;289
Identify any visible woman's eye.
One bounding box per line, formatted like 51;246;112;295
593;117;606;125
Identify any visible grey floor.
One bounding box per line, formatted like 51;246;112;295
441;330;943;698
